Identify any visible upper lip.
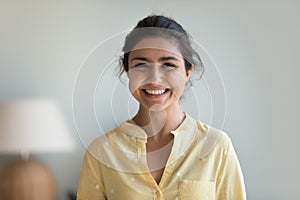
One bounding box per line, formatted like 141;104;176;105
141;84;170;90
142;88;168;91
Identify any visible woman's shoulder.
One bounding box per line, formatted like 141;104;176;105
83;121;148;171
86;120;143;154
87;123;125;149
190;116;234;159
186;113;231;143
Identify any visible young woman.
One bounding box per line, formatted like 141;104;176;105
77;15;246;200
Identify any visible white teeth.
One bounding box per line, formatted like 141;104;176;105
145;89;166;95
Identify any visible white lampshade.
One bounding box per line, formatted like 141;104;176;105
0;98;75;154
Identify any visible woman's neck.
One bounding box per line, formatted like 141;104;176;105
132;104;185;138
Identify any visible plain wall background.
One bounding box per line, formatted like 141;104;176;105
0;0;299;199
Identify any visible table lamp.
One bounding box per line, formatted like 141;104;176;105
0;98;75;200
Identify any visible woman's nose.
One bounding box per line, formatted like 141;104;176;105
147;65;163;83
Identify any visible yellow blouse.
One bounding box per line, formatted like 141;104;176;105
77;114;246;200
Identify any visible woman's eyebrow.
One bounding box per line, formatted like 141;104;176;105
130;56;179;62
130;57;149;62
158;56;179;62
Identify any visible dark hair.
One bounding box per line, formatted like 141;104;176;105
119;15;204;85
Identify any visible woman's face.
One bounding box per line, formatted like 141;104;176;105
127;37;193;111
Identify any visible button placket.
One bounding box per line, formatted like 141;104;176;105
153;189;165;200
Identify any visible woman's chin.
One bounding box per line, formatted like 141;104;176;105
148;104;165;112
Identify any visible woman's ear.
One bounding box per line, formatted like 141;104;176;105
120;61;129;76
186;64;194;78
123;65;130;77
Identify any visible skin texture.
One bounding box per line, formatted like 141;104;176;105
126;37;193;183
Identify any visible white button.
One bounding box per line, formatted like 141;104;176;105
95;184;100;190
224;150;227;155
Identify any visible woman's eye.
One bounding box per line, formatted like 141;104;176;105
163;63;176;68
134;63;148;68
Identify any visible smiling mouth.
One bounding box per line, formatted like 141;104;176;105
142;89;170;95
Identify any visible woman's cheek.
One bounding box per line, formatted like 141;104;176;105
166;71;188;97
128;71;145;94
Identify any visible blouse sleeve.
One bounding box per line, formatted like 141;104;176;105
77;150;107;200
216;134;247;200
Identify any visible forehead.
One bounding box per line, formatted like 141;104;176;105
129;37;182;60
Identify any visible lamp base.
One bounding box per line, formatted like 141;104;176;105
0;159;57;200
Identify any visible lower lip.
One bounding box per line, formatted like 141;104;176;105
142;90;170;99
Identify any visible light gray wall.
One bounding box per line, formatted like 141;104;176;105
0;1;299;200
